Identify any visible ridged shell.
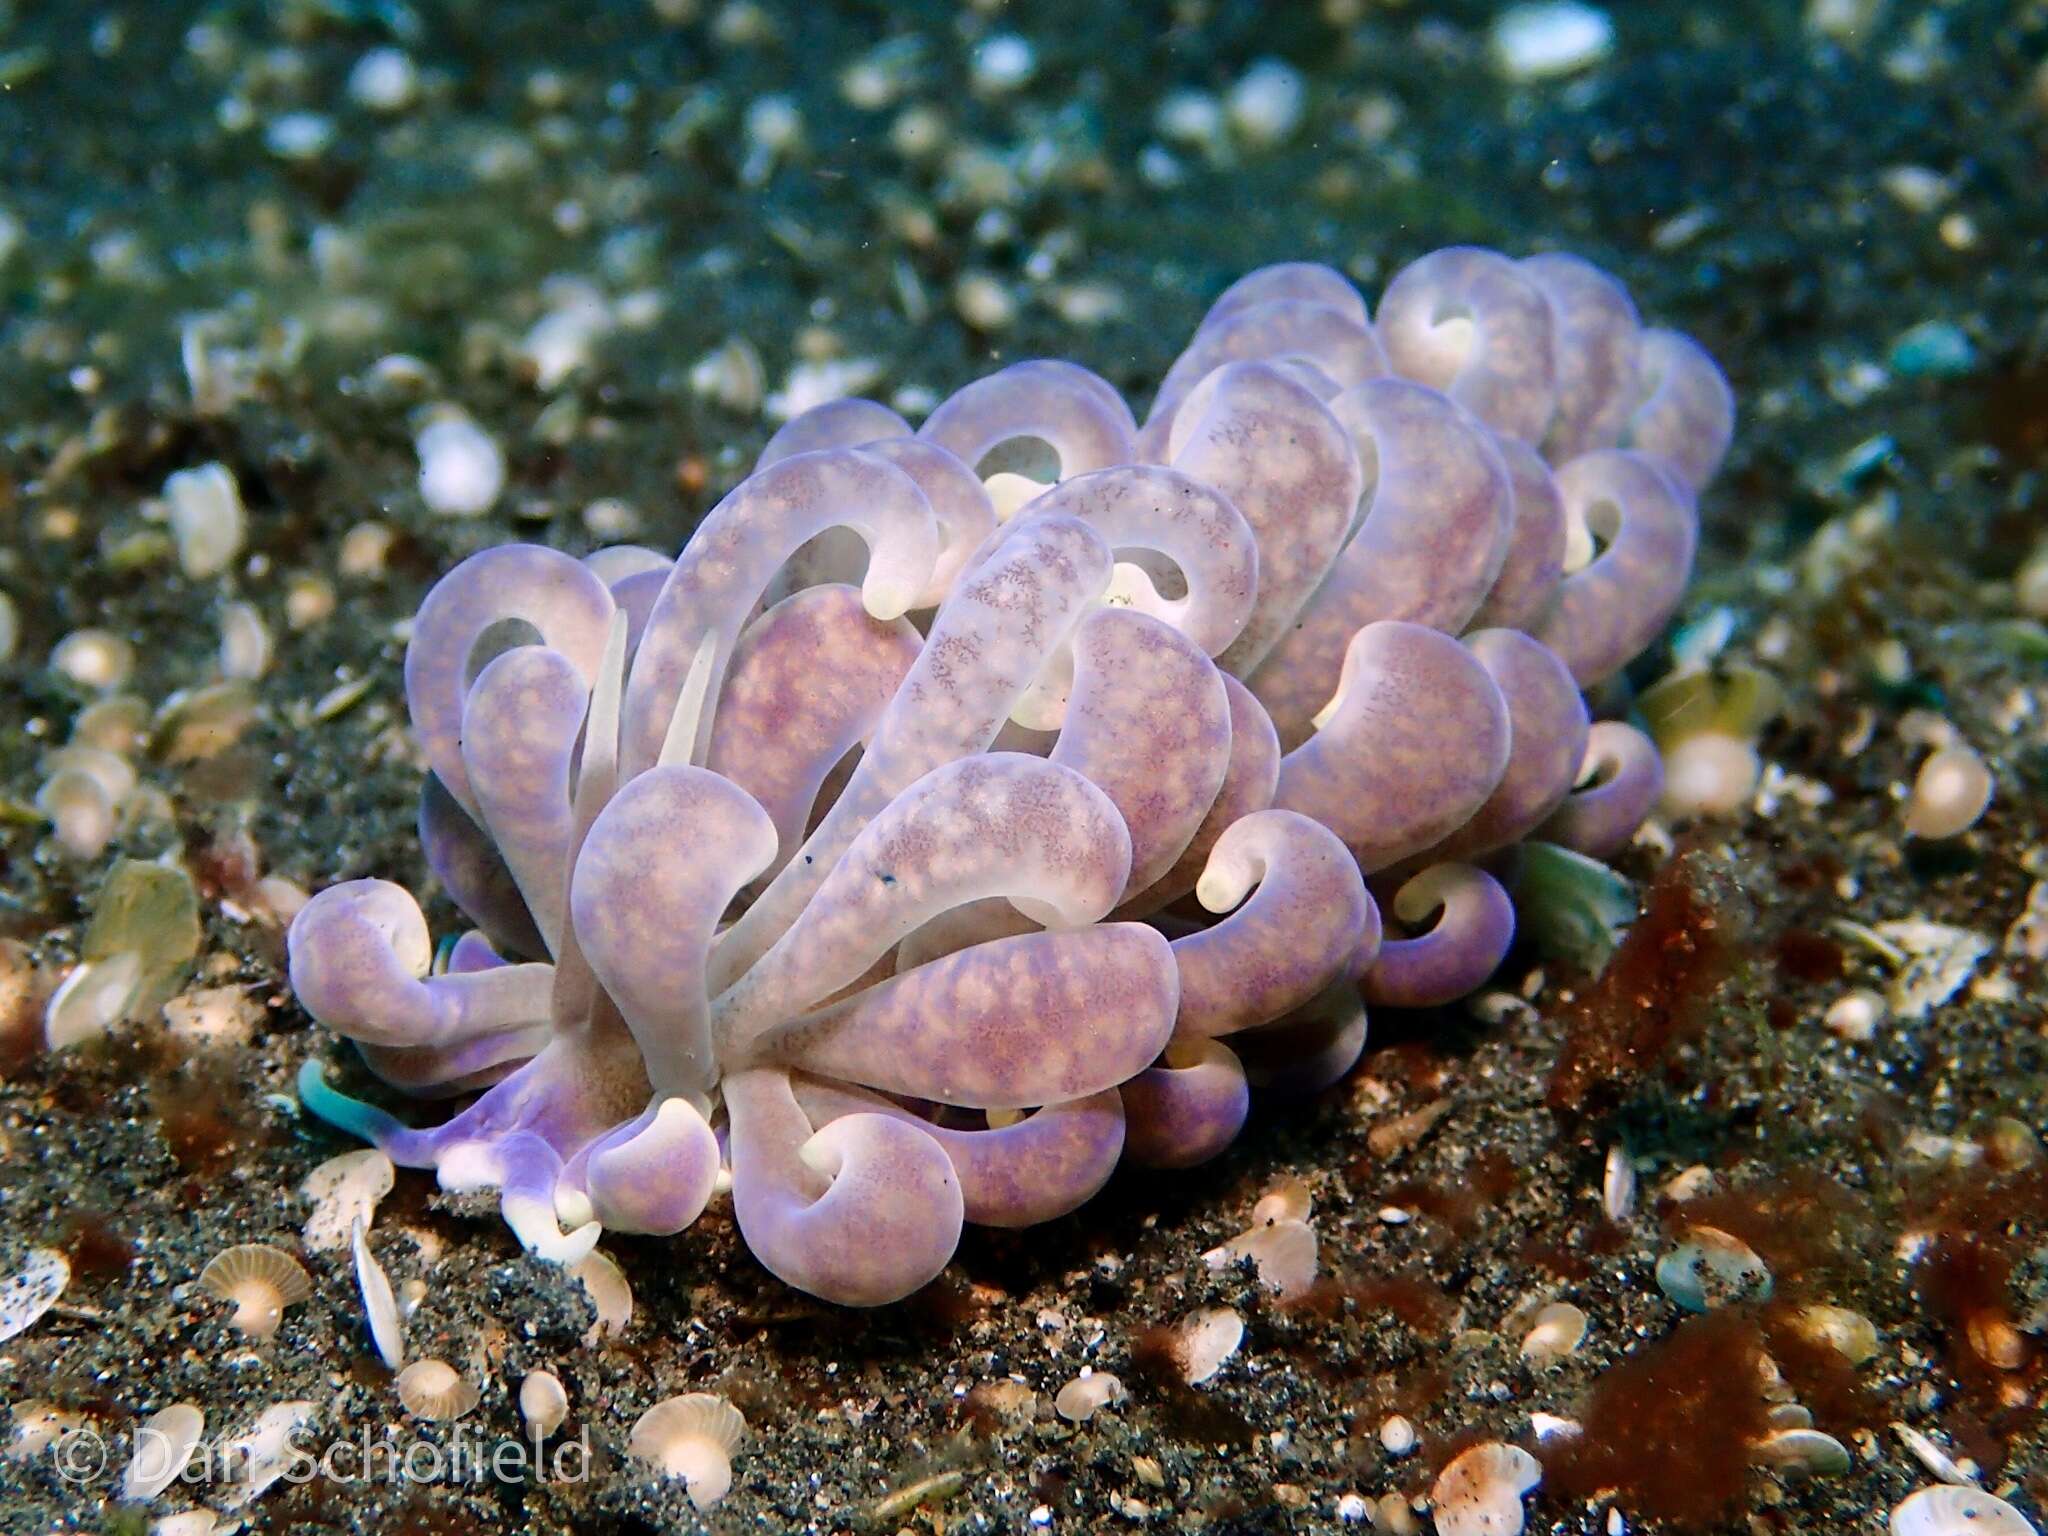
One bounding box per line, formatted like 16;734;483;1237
197;1244;312;1339
395;1358;479;1421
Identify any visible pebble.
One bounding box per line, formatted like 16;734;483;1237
1889;320;1976;378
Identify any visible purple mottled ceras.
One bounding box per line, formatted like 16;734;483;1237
291;247;1732;1305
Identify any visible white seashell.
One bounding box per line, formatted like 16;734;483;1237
1252;1177;1313;1226
301;1149;395;1251
1490;2;1615;82
1794;1303;1879;1364
1226;58;1306;147
51;627;136;691
1432;1441;1543;1536
519;1370;569;1438
1904;747;1993;840
122;1403;205;1501
1053;1370;1126;1423
629;1393;747;1511
43;951;144;1046
688;337;765;414
1602;1146;1636;1223
1767;1403;1814;1430
415;412;505;517
351;1217;404;1370
395;1359;478;1421
1203;1218;1318;1299
1754;1426;1851;1475
1891;1486;2037;1536
218;601;271;680
1655;1225;1772;1312
164;463;246;579
8;1401;87;1457
0;1247;70;1342
1177;1306;1245;1386
1519;1301;1589;1364
569;1249;632;1344
1381;1415;1418;1456
151;1512;221;1536
347;48;419;113
198;1244;312;1340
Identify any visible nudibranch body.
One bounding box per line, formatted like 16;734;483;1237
292;245;1732;1305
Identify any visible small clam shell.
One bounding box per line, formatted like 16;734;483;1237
1203;1218;1318;1299
122;1403;205;1501
1754;1426;1851;1475
519;1370;569;1438
1432;1441;1542;1536
1794;1304;1879;1365
1519;1301;1589;1364
198;1244;312;1339
1891;1486;2038;1536
0;1247;70;1343
1177;1306;1244;1386
1655;1225;1772;1312
1053;1370;1126;1424
395;1359;479;1421
629;1393;747;1511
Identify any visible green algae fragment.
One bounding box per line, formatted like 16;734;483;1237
1511;841;1638;973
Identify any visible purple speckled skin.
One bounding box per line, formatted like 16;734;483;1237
290;246;1729;1304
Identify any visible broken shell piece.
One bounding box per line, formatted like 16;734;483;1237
1655;1225;1772;1312
153;1509;222;1536
1519;1301;1589;1364
219;1400;317;1505
629;1393;748;1512
1891;1423;1978;1486
1891;1486;2037;1536
1054;1370;1127;1423
1755;1426;1852;1475
301;1149;395;1251
519;1370;569;1438
1602;1145;1636;1223
1432;1441;1542;1536
198;1244;313;1340
1203;1217;1318;1299
351;1217;403;1370
1177;1306;1245;1386
122;1402;204;1501
395;1359;479;1421
0;1247;70;1343
569;1249;631;1344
